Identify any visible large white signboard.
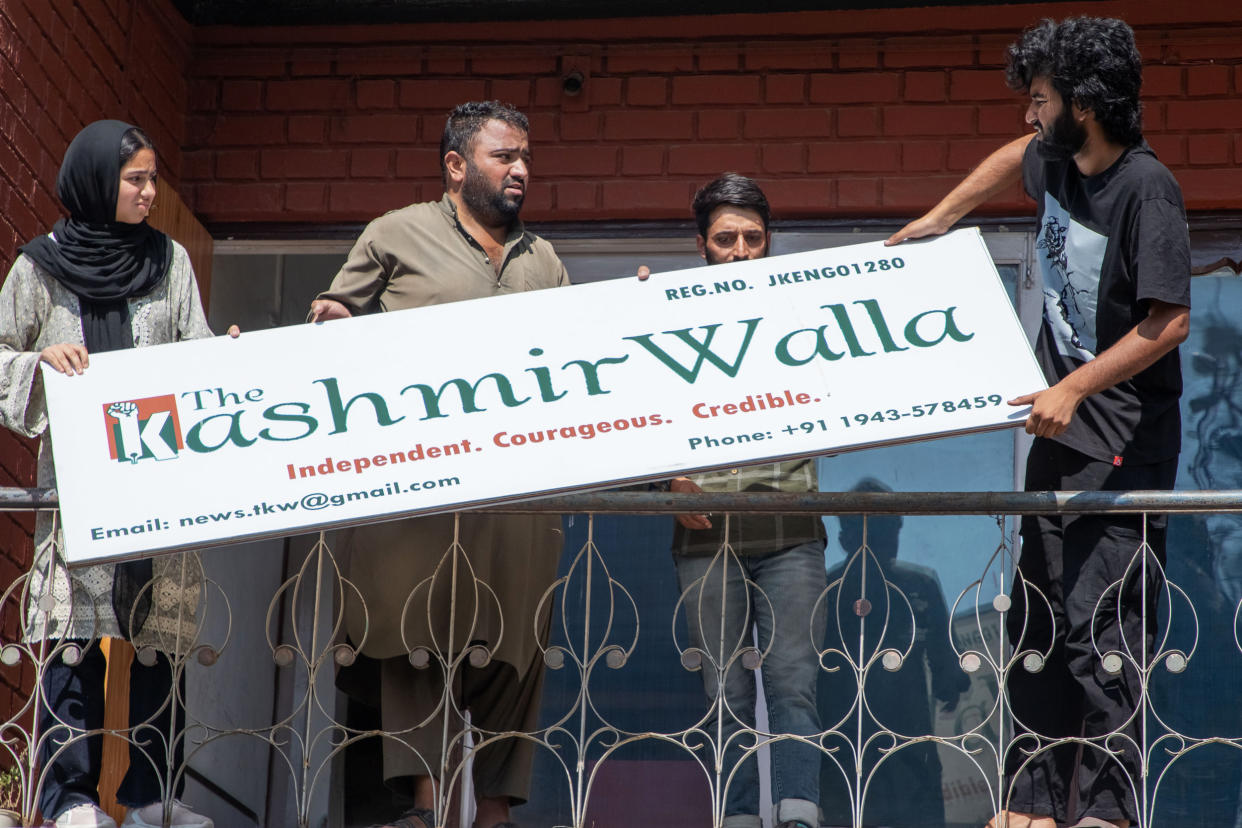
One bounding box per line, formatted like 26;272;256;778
43;228;1045;562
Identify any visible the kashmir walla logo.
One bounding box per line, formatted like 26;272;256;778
102;395;184;463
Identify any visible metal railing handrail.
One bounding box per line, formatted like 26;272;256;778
6;487;1242;515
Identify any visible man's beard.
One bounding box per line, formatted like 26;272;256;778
1036;105;1087;162
461;162;523;226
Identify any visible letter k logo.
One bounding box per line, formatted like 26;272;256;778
106;398;181;463
133;411;175;461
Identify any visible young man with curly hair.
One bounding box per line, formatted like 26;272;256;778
888;17;1190;828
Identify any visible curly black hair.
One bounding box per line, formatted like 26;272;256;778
1005;17;1144;147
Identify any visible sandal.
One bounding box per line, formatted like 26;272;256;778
374;807;435;828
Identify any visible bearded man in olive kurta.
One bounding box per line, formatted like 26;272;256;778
311;101;567;828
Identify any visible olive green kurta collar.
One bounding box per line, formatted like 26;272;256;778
435;192;529;271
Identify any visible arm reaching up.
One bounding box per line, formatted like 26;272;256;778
886;134;1033;246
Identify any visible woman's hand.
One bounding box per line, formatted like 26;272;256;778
226;324;240;338
40;343;89;375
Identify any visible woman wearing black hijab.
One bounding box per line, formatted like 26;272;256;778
1;121;221;828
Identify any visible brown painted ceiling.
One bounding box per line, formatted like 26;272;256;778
171;0;1045;26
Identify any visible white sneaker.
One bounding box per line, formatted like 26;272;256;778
120;800;212;828
53;803;118;828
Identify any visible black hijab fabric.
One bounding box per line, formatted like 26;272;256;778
17;120;166;639
18;119;170;354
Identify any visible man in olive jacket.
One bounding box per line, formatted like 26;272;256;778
311;100;567;828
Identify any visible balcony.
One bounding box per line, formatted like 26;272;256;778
0;489;1238;827
9;221;1242;827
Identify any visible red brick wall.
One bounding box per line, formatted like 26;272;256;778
185;0;1242;226
0;0;1238;744
1;0;193;273
0;0;192;710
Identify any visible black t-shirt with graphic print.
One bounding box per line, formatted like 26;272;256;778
1022;138;1191;465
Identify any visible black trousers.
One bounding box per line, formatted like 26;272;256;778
38;641;186;820
1005;438;1175;825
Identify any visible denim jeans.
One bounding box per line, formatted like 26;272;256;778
676;540;827;827
38;640;185;820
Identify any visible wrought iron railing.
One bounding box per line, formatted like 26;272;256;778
0;489;1238;828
